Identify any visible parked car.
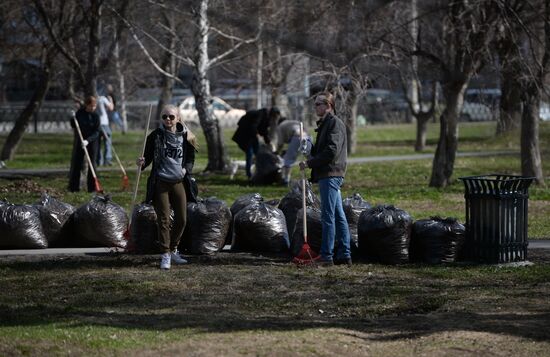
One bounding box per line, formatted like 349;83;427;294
362;89;410;123
178;96;246;128
460;101;494;121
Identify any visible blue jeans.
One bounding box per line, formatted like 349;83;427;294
318;177;351;261
109;111;124;130
245;140;259;178
99;124;112;165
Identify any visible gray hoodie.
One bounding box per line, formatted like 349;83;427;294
156;124;186;182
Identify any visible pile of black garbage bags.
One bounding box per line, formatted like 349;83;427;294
0;194;128;249
1;187;466;265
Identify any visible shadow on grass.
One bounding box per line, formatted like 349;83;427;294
1;251;549;343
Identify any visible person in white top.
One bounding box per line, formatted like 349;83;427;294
96;95;114;166
275;119;312;185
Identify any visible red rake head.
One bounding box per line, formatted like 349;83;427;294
122;175;130;190
94;179;104;194
292;242;320;266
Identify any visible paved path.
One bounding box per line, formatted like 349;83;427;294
0;241;549;257
0;151;519;178
347;150;518;164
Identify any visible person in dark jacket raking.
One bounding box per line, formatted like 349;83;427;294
300;92;352;266
136;104;198;270
68;96;101;192
232;107;281;179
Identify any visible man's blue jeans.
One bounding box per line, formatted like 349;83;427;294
245;140;259;178
318;177;351;261
99;124;112;165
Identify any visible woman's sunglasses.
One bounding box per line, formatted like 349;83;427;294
162;114;176;121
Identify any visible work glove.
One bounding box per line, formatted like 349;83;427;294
81;139;89;148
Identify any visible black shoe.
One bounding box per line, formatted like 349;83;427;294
334;257;352;266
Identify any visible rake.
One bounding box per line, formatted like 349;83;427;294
124;104;153;247
292;122;320;266
100;127;129;190
72;112;103;194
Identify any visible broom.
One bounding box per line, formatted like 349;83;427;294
292;122;320;266
100;127;129;190
72;112;103;193
124;104;153;246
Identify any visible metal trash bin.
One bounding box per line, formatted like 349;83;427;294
459;174;534;264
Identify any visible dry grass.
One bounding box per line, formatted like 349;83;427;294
1;250;550;356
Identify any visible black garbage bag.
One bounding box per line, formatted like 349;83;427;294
228;193;264;246
232;202;289;253
358;205;413;264
181;197;232;254
128;203;159;254
34;193;76;245
73;195;128;248
343;193;371;252
265;198;280;207
0;201;47;249
290;207;322;257
410;217;465;264
250;145;282;185
230;193;264;217
279;179;320;237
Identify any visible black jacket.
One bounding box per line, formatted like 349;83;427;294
307;112;347;183
72;108;100;143
141;123;197;203
232;108;270;151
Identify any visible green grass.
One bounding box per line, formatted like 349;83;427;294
1;252;550;355
0;119;549;354
1;121;549;238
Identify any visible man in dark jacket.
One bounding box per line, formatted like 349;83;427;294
68;96;100;192
232;107;280;179
300;92;351;266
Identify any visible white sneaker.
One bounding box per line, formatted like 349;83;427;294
171;250;188;265
160;253;171;270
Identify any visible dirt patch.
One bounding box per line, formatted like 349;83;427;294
0;179;64;198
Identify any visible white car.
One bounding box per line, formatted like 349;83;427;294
178;96;246;128
460;101;494;121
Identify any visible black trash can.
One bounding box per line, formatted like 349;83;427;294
459;174;534;264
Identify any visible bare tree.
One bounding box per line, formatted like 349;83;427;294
517;0;548;184
411;1;501;187
0;1;58;163
34;0;129;97
495;1;525;135
0;48;57;162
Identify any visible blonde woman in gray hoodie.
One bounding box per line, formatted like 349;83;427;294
137;105;197;270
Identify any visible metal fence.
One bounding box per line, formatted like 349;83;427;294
0;101;159;133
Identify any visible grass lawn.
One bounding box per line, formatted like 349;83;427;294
0;121;549;355
1;120;548;237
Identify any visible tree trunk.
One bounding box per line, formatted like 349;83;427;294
84;0;102;97
346;89;359;154
497;39;522;135
192;0;228;172
429;82;466;187
497;72;522;134
256;36;263;109
415;112;431;151
114;39;128;133
1;53;53;162
521;88;544;184
155;15;177;123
